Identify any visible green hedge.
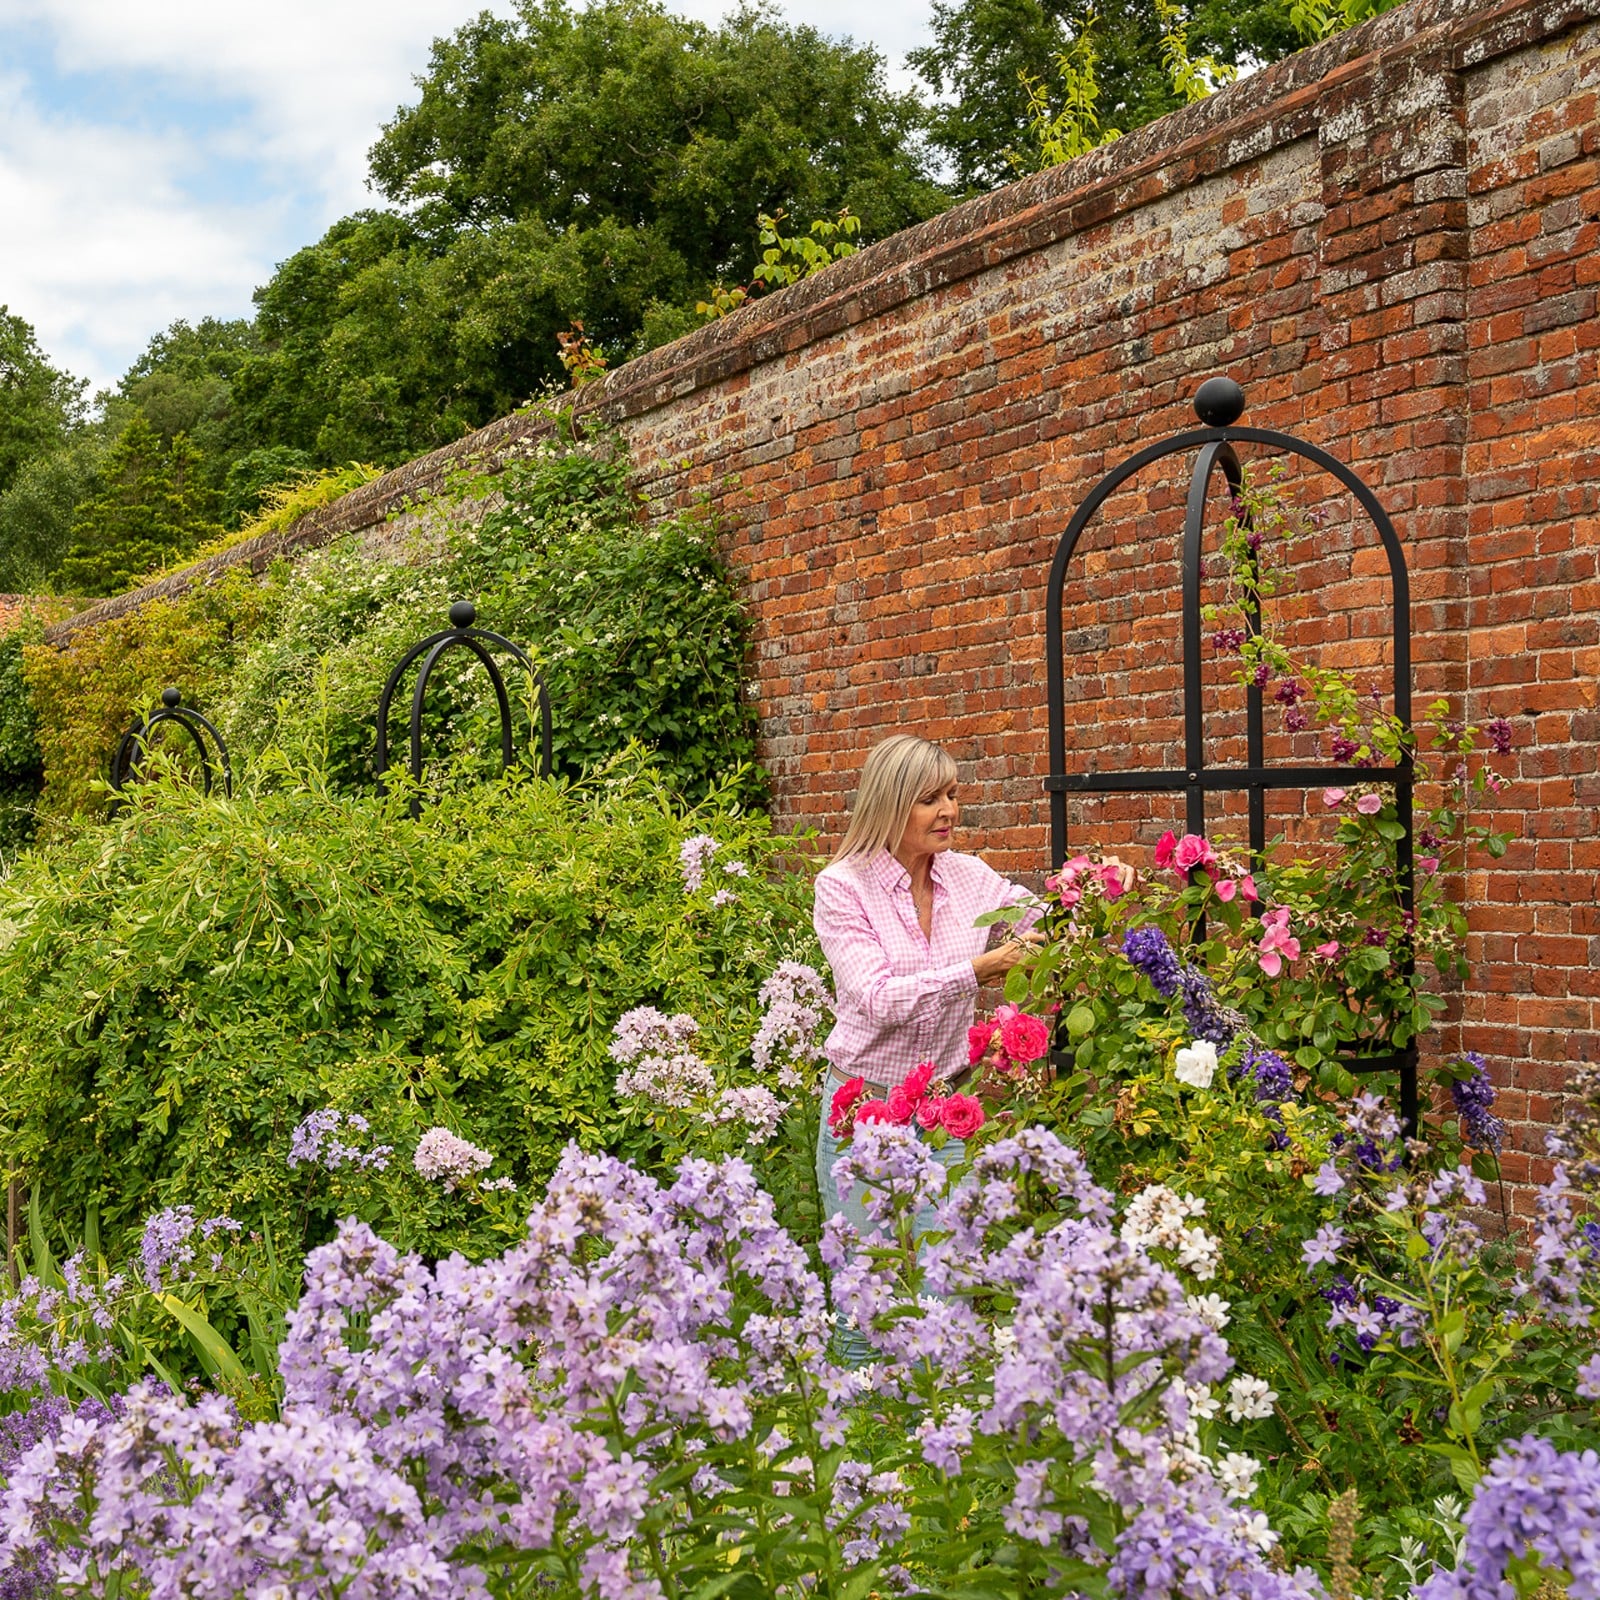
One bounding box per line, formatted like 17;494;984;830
0;760;818;1262
18;428;763;823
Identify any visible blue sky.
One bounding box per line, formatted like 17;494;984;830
0;0;935;396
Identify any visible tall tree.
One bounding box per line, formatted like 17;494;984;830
0;308;86;501
233;0;949;468
53;415;222;599
908;0;1302;191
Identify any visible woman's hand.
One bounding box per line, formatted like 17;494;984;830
972;929;1045;987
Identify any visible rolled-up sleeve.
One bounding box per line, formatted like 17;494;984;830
813;868;978;1030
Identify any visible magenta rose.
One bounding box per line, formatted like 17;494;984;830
902;1061;936;1101
853;1099;892;1126
1173;833;1218;874
828;1076;865;1133
968;1021;997;1065
997;1004;1051;1065
939;1094;985;1140
885;1084;919;1124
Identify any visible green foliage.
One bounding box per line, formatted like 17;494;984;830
0;306;87;501
53;415;224;599
0;763;818;1265
220;446;317;527
1289;0;1408;42
1023;26;1121;167
23;566;276;821
0;431;106;593
22;428;760;825
213;0;945;471
909;0;1301;189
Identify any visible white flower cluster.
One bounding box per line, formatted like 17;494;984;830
1120;1185;1220;1281
610;1007;716;1109
752;962;833;1089
712;1086;786;1146
413;1128;495;1192
1225;1374;1278;1423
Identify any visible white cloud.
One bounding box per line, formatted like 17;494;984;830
0;0;935;391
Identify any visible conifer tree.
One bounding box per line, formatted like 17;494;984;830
53;415;222;599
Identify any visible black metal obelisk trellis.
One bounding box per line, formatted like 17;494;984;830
375;601;553;817
109;687;233;799
1044;377;1418;1133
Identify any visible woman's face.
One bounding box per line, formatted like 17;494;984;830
899;779;960;862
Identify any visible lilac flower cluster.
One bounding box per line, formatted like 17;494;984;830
1180;966;1246;1049
677;833;720;892
711;1085;785;1145
0;1393;129;1600
288;1107;393;1173
750;961;833;1089
0;1125;1326;1600
412;1127;494;1190
1449;1055;1505;1154
1416;1435;1600;1600
608;1005;715;1108
1317;1275;1419;1355
1121;925;1248;1049
138;1207;242;1290
1517;1162;1599;1323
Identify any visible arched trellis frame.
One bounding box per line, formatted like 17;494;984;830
1044;378;1418;1133
109;687;233;799
375;601;553;817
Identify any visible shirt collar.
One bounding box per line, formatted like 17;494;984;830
871;849;949;895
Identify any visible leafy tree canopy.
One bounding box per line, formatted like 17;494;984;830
909;0;1302;191
223;0;948;469
0;307;87;502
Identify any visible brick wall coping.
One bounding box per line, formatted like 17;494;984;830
44;0;1597;648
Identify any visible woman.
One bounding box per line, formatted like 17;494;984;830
812;734;1042;1242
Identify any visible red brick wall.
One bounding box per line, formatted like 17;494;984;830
608;0;1600;1197
48;0;1600;1190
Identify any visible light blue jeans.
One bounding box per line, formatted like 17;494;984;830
815;1088;964;1365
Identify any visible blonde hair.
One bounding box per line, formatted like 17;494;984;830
834;735;959;861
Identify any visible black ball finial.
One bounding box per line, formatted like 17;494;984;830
1194;377;1246;428
449;600;476;630
161;687;181;709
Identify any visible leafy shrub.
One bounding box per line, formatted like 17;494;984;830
22;567;277;822
22;428;762;824
0;759;817;1265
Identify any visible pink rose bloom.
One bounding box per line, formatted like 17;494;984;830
1314;940;1341;958
1216;879;1237;903
997;1004;1052;1065
915;1096;946;1131
828;1076;865;1133
939;1094;985;1140
853;1099;892;1126
1257;906;1301;978
1098;857;1135;899
1355;792;1382;815
902;1061;936;1101
968;1021;997;1065
1172;834;1218;875
886;1083;920;1124
1239;873;1258;902
1420;856;1440;876
1154;830;1178;869
1323;788;1347;808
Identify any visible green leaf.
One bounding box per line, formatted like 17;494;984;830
158;1294;250;1387
1066;1004;1096;1041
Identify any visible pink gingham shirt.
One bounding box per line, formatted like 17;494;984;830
813;849;1041;1090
